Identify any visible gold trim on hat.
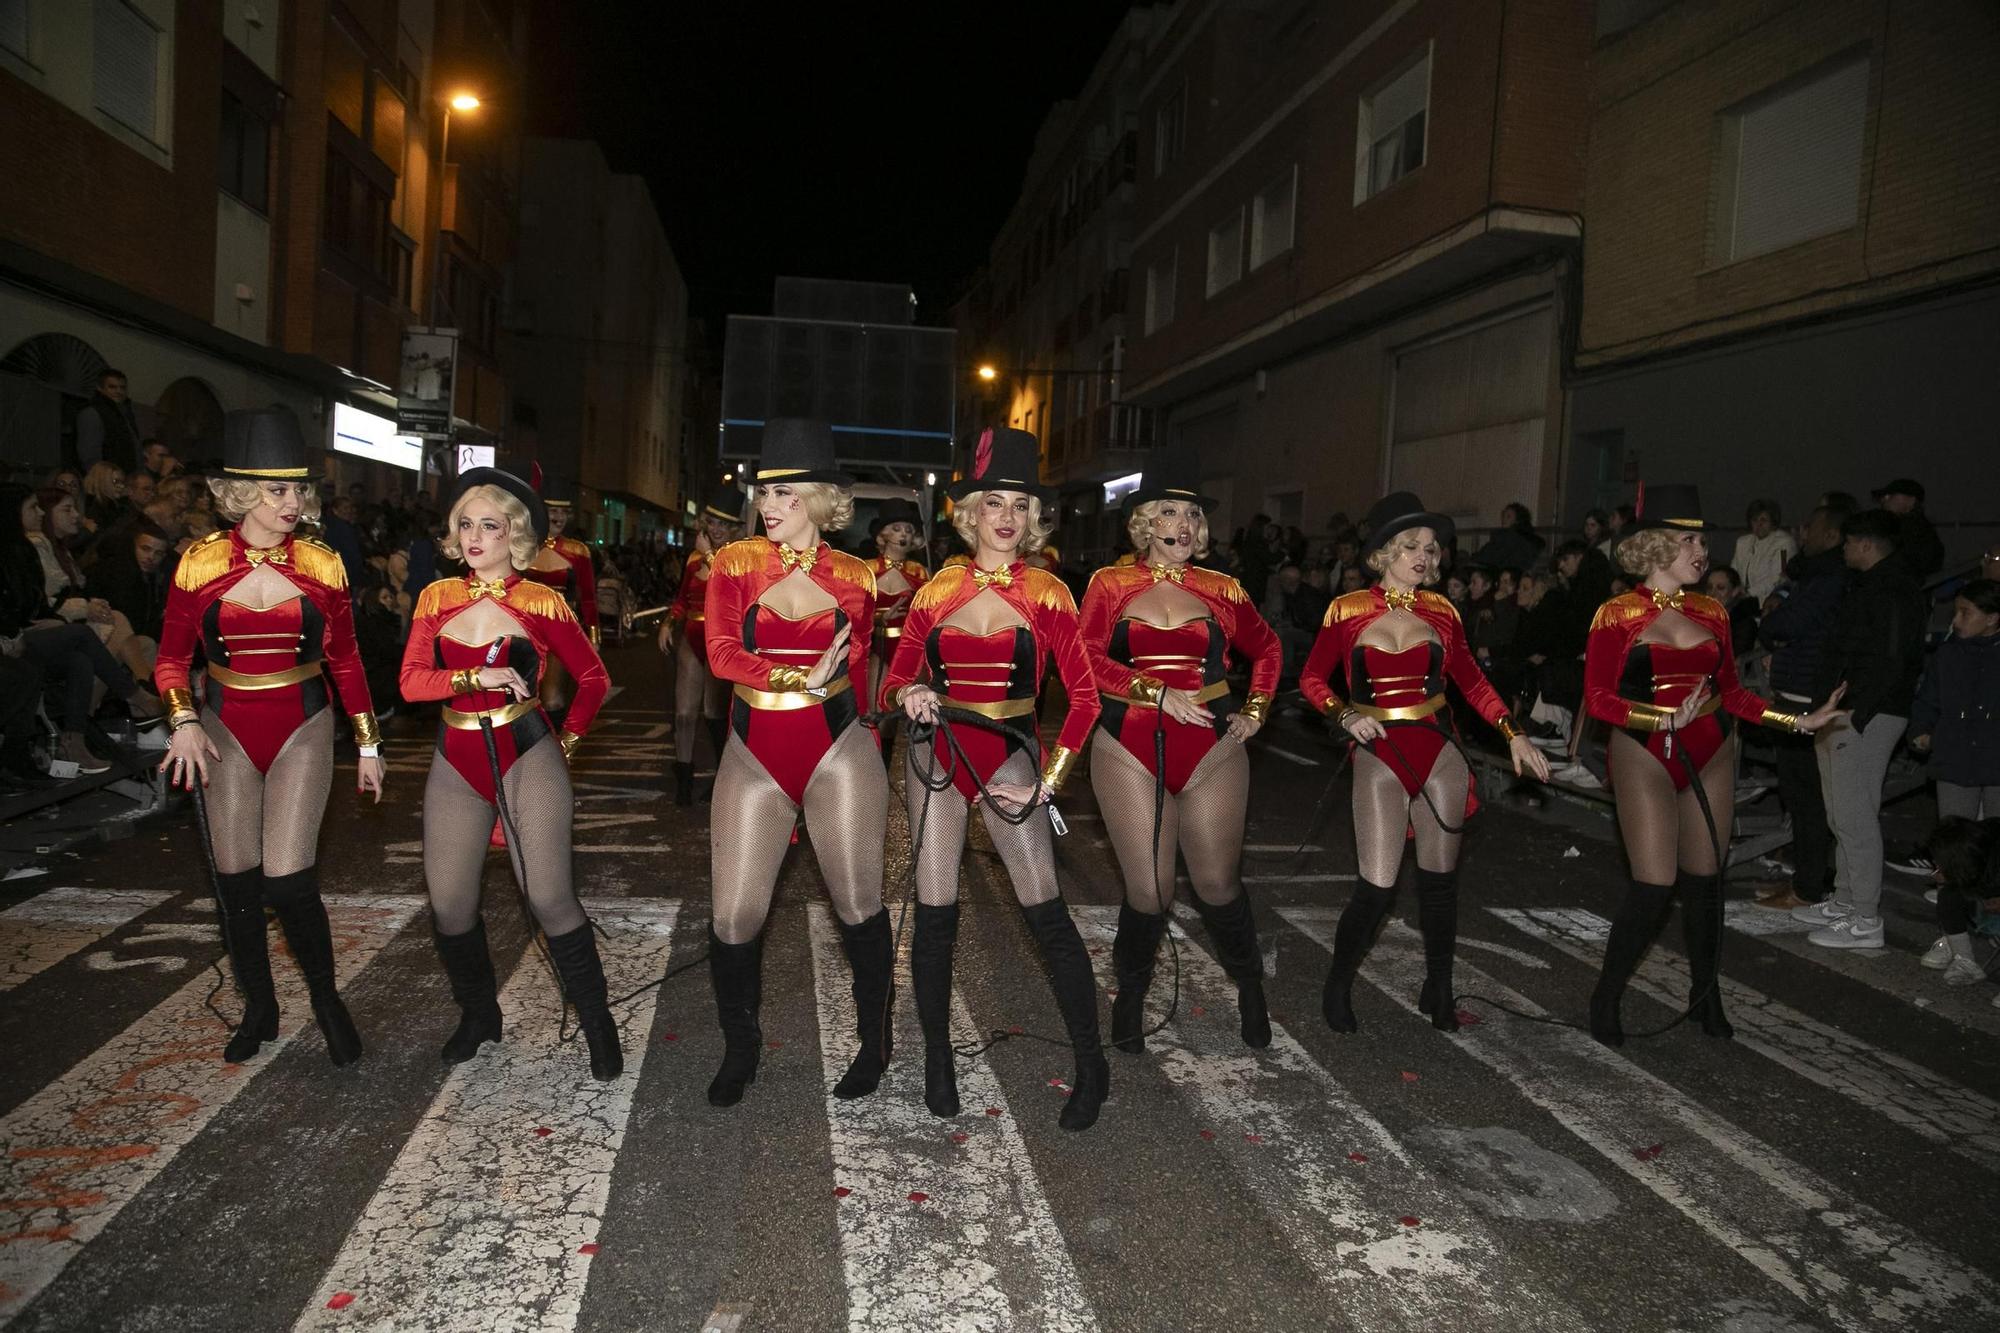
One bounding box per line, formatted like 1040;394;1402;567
1659;517;1705;529
756;467;810;480
225;466;311;479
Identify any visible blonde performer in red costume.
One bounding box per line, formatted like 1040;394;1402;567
866;496;929;774
660;484;743;805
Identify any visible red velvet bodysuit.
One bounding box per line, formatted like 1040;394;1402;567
523;535;601;643
399;575;608;801
881;561;1101;797
1301;588;1513;795
155;530;375;773
703;538;878;806
668;548;713;668
1078;562;1280;794
868;556;930;664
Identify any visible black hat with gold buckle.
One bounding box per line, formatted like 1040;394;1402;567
1632;482;1718;532
1361;491;1455;554
222;405;310;480
869;497;924;536
947;427;1051;503
703;483;746;523
1127;440;1218;511
753;418;854;487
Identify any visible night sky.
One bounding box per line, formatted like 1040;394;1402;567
527;1;1136;334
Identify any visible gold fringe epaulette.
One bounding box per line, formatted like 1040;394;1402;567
712;538;774;578
1416;588;1460;622
288;537;347;590
902;559;930;580
942;553;971;569
1188;566;1249;604
1679;591;1724;619
172;530;234;591
825;549;877;596
413;577;469;618
1021;567;1076;613
554;535;592;560
1590;591;1655;631
504;579;576;621
1086;563;1149;597
1323;588;1377;627
911;564;970;611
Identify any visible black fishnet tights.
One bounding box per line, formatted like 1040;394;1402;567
709;723;888;943
200;709;334;876
1089;731;1250;912
423;735;586;938
1351;737;1469;888
673;639;727;764
905;747;1060;908
1608;729;1736;885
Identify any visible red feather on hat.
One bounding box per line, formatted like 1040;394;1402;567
531;462;545;492
974;429;993;481
1634;480;1645;519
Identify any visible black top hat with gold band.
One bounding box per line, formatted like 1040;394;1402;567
540;474;576;509
947;427;1051;503
1127;441;1217;511
222;406;310;480
1632;483;1717;533
456;467;549;545
869;497;924;537
753;418;853;487
703;483;745;524
1361;491;1455;554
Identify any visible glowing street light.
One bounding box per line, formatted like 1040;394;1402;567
976;364;998;382
449;91;482;112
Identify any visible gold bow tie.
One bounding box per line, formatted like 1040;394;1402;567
467;577;509;600
242;545;289;567
971;565;1015;590
1649;588;1686;611
778;544;819;573
1382;587;1418;609
1147;562;1186;584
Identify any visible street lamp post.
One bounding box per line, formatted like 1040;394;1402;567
433;91;481;327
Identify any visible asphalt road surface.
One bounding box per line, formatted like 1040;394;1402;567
2;638;1995;1332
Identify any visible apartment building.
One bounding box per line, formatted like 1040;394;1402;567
0;0;522;492
1121;0;1591;544
1568;0;2000;559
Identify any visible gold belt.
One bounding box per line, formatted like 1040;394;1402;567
733;675;853;711
938;693;1036;719
206;660;323;691
442;698;542;729
1352;694;1448;723
1113;678;1231;709
879;626;903;639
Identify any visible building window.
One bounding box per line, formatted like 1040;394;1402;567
1355;45;1430;204
1;0;29;62
1710;52;1870;264
1206;208;1244;297
1154;81;1187;176
1250;167;1297;269
1144;250;1177;335
94;0;163;143
324;148;392;290
218;91;270;213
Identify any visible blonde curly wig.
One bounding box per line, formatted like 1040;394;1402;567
756;481;854;533
1616;528;1689;577
1364;529;1444;586
209;477;322;524
950;489;1056;557
442;484;541;570
1126;500;1210;559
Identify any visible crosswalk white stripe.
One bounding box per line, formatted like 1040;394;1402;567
804;905;1097;1333
0;895;425;1322
1073;906;1589;1330
0;889;172;992
292;899;678;1333
1723;901;2000;1036
1489;907;2000;1171
1277;906;2000;1332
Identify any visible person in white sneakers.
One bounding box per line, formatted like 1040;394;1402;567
1917;817;1998;987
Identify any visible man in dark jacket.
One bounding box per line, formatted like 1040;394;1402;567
72;368;142;472
90;521;172;640
1873;477;1944;580
1796;510;1927;950
1757;505;1851;905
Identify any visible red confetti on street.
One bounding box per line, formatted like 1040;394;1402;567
660;1031;679;1042
768;1040;784;1050
327;1292;355;1310
534;1126;553;1138
578;1243;600;1255
833;1186;852;1198
951;1132;969;1143
1198;1129;1216;1140
1632;1142;1666;1162
1400;1216;1421;1227
1244;1133;1265;1144
1455;1008;1483;1026
1348;1152;1369;1163
1400;1071;1420;1082
907;1191;929;1203
985;1107;1003;1116
1007;1026;1024;1036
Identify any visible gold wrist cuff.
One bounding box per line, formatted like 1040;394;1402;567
1127;675;1164;706
1321;694;1347;717
1040;744;1079;793
1494;715;1522;742
1760;707;1801;734
350;711;382;747
1624;703;1671;733
560;731;581;760
1238;692;1271;725
449;667;481;695
589;626;602;649
161;687;196;717
767;665;810;692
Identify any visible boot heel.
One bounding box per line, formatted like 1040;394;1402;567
224;999;280;1064
923;1047;960;1118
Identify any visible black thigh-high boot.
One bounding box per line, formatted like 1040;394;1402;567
1590;877;1675;1047
1192;894;1271;1049
1321;879;1396;1033
1414;868;1461;1032
1019;897;1110;1132
707;929;764;1106
1109;903;1168;1053
432;918;503;1063
673;760;695;806
1678;872;1733;1039
833;908;894;1099
546;921;623;1081
911;902;961;1116
879;720;897;774
215;867;278;1063
263;867;362;1067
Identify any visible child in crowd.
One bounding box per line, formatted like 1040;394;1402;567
1920;817;1999;997
1910;579;2000;821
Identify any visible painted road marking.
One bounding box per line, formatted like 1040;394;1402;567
1278;907;2000;1332
0;889;172;992
0;896;425;1322
1490;907;2000;1172
293;899;679;1333
1075;907;1588;1330
804;905;1096;1333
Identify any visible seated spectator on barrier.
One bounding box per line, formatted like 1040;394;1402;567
1873;478;1944;580
1472;502;1546;572
1268;560;1328;688
140;438;181;481
80;461;129;539
1703;563;1760;658
1581;509;1613;555
1731;499;1797;603
1922;817;1999;992
1909;579;2000;822
89;520;172;642
0;649;53;789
